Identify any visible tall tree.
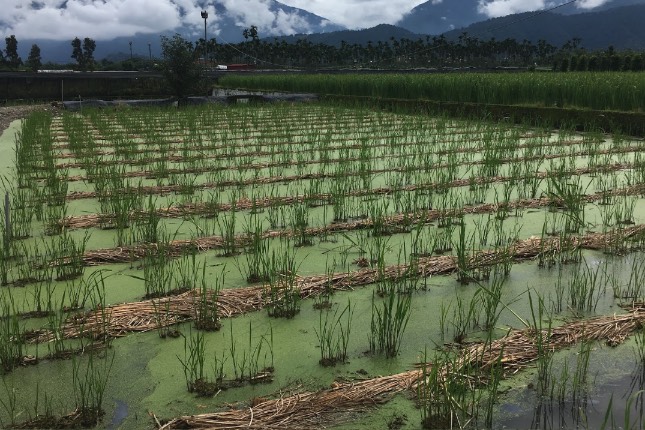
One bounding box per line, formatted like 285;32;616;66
82;37;96;70
5;35;22;70
242;25;259;42
26;44;42;72
160;34;205;103
196;37;217;63
71;37;84;69
242;26;259;62
71;37;96;71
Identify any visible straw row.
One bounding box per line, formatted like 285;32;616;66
62;156;633;202
49;115;527;152
52;127;501;163
75;181;645;266
49;111;392;144
29;225;645;344
158;304;645;429
58;175;645;241
50;129;557;175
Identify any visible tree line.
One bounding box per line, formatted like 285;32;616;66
1;31;644;72
168;31;645;72
556;46;645;72
0;35;96;72
0;35;41;72
211;32;645;71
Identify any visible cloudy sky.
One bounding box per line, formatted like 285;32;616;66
476;0;612;17
282;0;611;27
0;0;615;41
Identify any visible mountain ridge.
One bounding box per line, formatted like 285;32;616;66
442;4;645;50
10;0;645;64
394;0;645;35
269;4;645;51
14;0;344;63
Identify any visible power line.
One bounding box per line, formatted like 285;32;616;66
213;0;581;70
359;0;580;68
214;32;302;69
476;0;578;36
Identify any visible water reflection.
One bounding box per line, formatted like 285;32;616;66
529;394;592;430
497;361;645;429
624;361;645;429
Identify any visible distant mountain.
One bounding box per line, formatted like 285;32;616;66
396;0;484;35
272;24;422;47
442;4;645;50
274;4;645;51
15;0;343;63
556;0;645;14
12;0;645;64
394;0;645;35
212;0;343;43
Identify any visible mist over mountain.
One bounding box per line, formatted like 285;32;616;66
395;0;484;35
274;24;422;47
14;0;343;63
270;3;645;51
442;4;645;50
556;0;645;14
10;0;645;64
393;0;645;35
211;0;343;42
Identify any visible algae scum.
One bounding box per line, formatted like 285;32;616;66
2;101;645;429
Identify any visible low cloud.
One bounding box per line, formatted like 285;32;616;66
478;0;552;17
575;0;612;8
477;0;613;17
0;0;321;41
1;0;184;40
278;0;428;29
219;0;312;36
0;0;617;41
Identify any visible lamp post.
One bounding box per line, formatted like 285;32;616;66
201;10;208;65
129;41;133;60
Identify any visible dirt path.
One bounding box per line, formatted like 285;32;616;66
0;104;60;133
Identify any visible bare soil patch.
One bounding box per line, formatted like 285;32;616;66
0;104;60;133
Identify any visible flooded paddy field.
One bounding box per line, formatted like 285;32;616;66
1;100;645;429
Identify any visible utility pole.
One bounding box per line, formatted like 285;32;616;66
201;10;208;65
129;41;133;60
148;42;152;60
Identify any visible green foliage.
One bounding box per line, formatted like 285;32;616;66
71;37;96;71
263;245;302;319
315;301;353;366
195;38;217;64
177;329;219;395
100;56;157;71
71;351;114;426
26;44;41;72
369;290;411;358
242;25;259;41
220;72;645;112
0;295;24;374
160;34;205;101
4;35;21;70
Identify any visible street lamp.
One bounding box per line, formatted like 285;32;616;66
201;10;208;64
129;41;133;60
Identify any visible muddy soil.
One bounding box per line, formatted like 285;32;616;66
0;104;61;132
